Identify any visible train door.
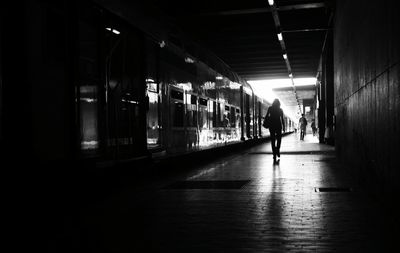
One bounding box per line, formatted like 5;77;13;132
198;97;209;129
168;87;185;152
145;39;162;151
198;97;208;147
186;93;198;149
146;78;161;150
76;5;104;158
258;101;262;137
245;93;251;138
104;17;147;159
253;98;258;138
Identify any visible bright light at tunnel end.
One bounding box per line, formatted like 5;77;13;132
248;77;317;121
249;77;317;89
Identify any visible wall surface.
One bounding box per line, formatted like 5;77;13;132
334;0;399;208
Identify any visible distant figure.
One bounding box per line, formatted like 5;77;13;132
311;119;317;136
265;99;285;162
299;114;308;140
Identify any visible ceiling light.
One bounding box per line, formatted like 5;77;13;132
268;0;274;6
185;57;194;63
105;27;120;35
283;54;287;59
159;40;166;48
277;33;283;41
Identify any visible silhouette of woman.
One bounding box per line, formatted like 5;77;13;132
265;99;285;161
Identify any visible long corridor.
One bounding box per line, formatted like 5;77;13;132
51;133;397;252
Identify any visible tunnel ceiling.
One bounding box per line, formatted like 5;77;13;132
148;0;334;115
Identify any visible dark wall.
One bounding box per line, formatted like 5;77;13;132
334;0;399;207
1;1;75;162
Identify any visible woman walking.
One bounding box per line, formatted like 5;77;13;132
265;99;285;162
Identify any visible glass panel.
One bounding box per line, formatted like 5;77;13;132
223;105;230;127
212;101;217;127
186;95;197;127
147;90;159;148
146;38;161;149
77;18;100;155
217;102;222;127
172;102;184;127
198;99;208;129
236;108;241;129
105;22;143;158
230;107;236;127
191;95;197;105
80;85;99;150
171;89;183;100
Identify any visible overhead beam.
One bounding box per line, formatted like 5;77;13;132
197;3;326;16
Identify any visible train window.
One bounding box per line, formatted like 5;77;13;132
199;106;208;129
212;101;217;127
80;85;99;151
225;105;230;111
199;98;207;106
217;102;222;127
192;110;198;127
223;112;230;127
146;81;157;92
147;90;160;149
230;107;236;127
171;90;183;100
146;39;161;149
77;13;101;155
172;102;184;127
236;108;240;113
191;95;197;105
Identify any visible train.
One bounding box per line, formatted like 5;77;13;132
0;0;294;165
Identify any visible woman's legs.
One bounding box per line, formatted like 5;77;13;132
276;130;282;157
270;128;282;160
269;129;277;159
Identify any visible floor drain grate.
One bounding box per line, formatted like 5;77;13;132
163;180;251;189
315;187;353;192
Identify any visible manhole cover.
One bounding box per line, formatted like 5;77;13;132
315;187;353;192
164;180;251;189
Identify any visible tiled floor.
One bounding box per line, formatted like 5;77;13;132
48;132;398;252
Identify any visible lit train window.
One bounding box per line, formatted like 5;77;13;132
171;90;183;100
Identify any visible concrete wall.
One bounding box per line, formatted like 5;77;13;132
334;0;399;207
